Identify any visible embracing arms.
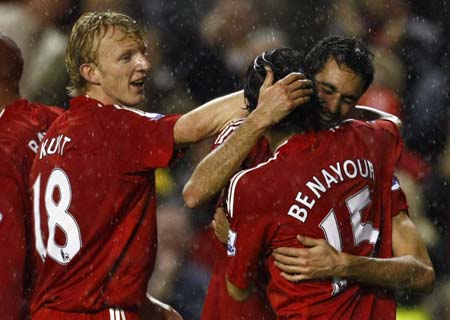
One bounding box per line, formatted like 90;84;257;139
183;70;312;208
272;211;435;293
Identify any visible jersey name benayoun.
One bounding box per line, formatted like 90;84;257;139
39;134;72;159
288;158;374;223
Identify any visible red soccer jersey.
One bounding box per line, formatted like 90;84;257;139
227;119;403;320
202;119;275;320
360;175;409;319
29;96;180;314
0;99;63;320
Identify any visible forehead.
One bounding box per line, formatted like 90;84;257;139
96;26;144;54
315;58;365;97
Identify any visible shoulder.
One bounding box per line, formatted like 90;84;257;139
228;153;279;217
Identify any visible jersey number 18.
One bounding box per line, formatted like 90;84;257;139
32;168;82;264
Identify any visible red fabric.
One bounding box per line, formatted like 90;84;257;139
30;96;180;314
201;119;275;320
227;120;403;319
0;99;62;320
32;307;140;320
397;149;431;182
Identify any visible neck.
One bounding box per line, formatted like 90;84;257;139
85;87;115;106
0;84;21;111
265;128;296;153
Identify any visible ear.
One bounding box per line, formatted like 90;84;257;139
80;63;100;85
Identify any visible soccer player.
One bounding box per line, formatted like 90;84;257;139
224;48;406;319
271;36;434;318
186;38;434;319
29;11;311;319
0;32;63;320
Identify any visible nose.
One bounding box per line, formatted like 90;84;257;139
326;95;341;114
136;53;151;72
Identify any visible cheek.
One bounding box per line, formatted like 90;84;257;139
341;105;354;116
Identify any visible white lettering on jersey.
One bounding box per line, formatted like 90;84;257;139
40;134;72;159
287;159;375;223
28;132;46;154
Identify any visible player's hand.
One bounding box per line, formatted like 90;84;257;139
272;235;345;282
211;207;230;245
254;67;313;128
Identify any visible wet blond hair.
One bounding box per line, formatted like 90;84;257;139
66;11;146;97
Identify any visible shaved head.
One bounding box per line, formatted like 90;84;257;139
0;33;23;86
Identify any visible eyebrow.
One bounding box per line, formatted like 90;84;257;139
316;80;358;101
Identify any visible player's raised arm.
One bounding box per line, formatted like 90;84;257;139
183;68;313;208
173;90;248;145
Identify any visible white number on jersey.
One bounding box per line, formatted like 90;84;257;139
32;168;82;264
319;186;379;295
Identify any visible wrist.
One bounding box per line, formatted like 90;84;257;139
246;107;273;132
336;252;351;278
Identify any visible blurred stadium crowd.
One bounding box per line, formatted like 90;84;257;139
1;0;449;319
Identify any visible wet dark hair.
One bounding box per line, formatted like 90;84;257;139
243;48;320;133
306;36;375;92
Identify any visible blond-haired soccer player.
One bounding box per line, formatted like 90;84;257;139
29;11;312;320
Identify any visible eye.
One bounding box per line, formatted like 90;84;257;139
119;54;131;62
342;97;356;105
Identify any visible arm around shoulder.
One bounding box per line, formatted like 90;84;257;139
173;90;247;145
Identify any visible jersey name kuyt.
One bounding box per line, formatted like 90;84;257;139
39;134;72;159
288;158;374;223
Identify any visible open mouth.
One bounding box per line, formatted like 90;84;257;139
130;79;145;89
319;109;341;128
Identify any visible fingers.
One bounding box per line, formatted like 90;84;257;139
280;272;308;282
297;235;322;247
214;207;228;220
287;78;313;91
280;72;306;85
273;246;304;257
259;66;274;92
274;260;305;274
272;251;304;265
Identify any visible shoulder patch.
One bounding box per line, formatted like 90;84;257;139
227;229;237;256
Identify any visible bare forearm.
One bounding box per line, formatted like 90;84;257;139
341;253;434;293
174;91;247;144
183;113;267;208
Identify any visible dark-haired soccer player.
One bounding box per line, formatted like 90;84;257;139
0;32;64;320
224;47;404;319
187;37;434;320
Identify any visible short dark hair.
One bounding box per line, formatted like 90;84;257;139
0;33;23;85
243;48;320;133
306;36;375;92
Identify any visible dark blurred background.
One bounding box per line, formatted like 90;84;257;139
0;0;449;319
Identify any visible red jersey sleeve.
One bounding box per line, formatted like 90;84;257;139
367;119;403;166
391;175;409;215
226;169;275;290
108;108;181;172
0;161;27;319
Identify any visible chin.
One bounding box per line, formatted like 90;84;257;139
126;96;145;108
